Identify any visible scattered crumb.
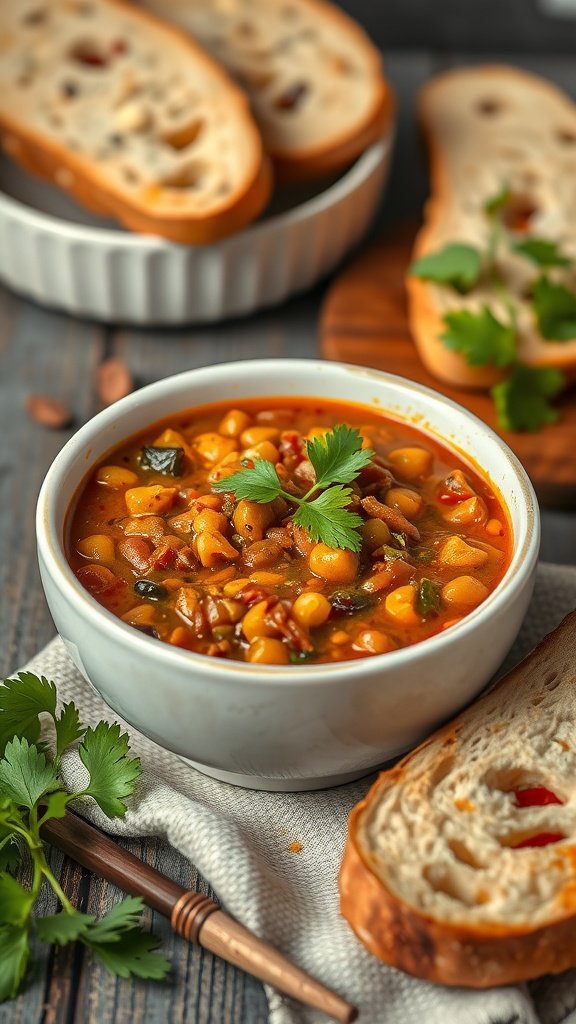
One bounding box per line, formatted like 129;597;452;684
288;841;303;854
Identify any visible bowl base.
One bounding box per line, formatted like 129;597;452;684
178;756;379;792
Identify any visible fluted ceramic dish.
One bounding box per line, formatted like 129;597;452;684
0;133;391;324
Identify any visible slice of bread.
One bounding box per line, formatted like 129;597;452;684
0;0;272;243
138;0;393;180
407;66;576;388
340;609;576;987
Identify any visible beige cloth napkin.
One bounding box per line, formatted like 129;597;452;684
18;562;576;1024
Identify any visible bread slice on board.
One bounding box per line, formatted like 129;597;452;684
340;609;576;987
138;0;393;180
407;66;576;387
0;0;272;243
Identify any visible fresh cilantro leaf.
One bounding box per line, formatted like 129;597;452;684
491;364;565;431
532;276;576;340
55;703;85;760
513;238;570;268
212;459;281;503
79;723;141;818
441;307;516;367
484;186;511;218
0;674;57;756
409;243;482;293
294;486;364;552
0;738;59;809
38;790;73;828
85;897;145;943
0;835;20;875
0;874;34;927
305;424;374;489
416;578;441;616
0;925;29;1002
36;911;95;945
86;928;170;980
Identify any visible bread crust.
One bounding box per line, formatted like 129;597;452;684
340;610;576;987
409;65;576;387
0;0;272;243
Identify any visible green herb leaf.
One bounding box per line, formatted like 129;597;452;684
55;703;85;760
409;243;482;293
416;578;442;616
0;874;34;928
0;835;20;875
84;897;145;944
491;364;565;431
513;238;570;268
532;276;576;340
86;928;171;980
36;911;96;945
484;186;511;218
390;532;407;549
441;307;516;367
0;674;57;757
212;459;281;503
79;723;141;818
0;738;59;809
294;486;364;552
305;424;374;489
0;925;29;1002
37;790;73;828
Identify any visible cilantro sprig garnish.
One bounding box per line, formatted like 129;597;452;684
410;185;574;431
213;423;373;552
0;673;170;1002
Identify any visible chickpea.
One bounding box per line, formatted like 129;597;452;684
192;509;229;535
438;536;489;569
223;577;251;597
385;487;423;520
242;441;280;463
246;637;289;665
353;629;395;655
308;544;358;584
442;496;488;526
233;499;275;541
306;426;329;441
218;408;252;438
486;518;505;537
193;432;238;465
77;534;115;563
208;453;243;484
153;427;194;463
387;447;433;481
240;425;281;448
96;465;139;489
442;575;489;608
241;600;277;641
361;518;391;552
125;485;177;516
196;531;239;568
385;584;421;625
292;592;332;628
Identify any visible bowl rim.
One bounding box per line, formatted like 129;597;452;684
0;135;392;250
37;358;540;686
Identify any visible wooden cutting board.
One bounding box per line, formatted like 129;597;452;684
320;223;576;508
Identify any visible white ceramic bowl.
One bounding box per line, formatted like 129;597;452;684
0;134;391;324
37;360;540;791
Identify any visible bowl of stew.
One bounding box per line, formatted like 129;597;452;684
37;359;539;790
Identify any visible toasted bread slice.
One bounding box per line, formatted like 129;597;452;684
139;0;393;180
340;609;576;987
408;66;576;388
0;0;272;243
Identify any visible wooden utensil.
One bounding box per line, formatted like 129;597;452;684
320;222;576;508
41;812;357;1024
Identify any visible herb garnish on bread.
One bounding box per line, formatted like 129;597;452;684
340;610;576;987
408;66;576;430
139;0;393;179
0;0;272;243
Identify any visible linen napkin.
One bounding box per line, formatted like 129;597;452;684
17;561;576;1024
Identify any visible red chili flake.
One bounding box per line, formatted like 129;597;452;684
514;832;565;849
514;786;563;808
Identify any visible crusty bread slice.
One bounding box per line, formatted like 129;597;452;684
340;609;576;987
138;0;393;180
408;66;576;388
0;0;272;243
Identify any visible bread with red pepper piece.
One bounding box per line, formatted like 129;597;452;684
408;65;576;387
0;0;272;243
138;0;393;180
340;609;576;987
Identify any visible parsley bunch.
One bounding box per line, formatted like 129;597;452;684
410;187;571;430
0;673;170;1002
214;423;373;552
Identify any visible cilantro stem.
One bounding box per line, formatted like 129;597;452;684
37;853;76;916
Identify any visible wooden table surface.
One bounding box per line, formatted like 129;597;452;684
0;49;575;1024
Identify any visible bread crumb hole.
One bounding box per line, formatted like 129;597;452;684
476;98;502;116
275;81;309;112
545;670;560;690
448;839;483;868
557;128;576;145
162;163;206;189
70;38;108;68
163;118;204;151
499;193;538;234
